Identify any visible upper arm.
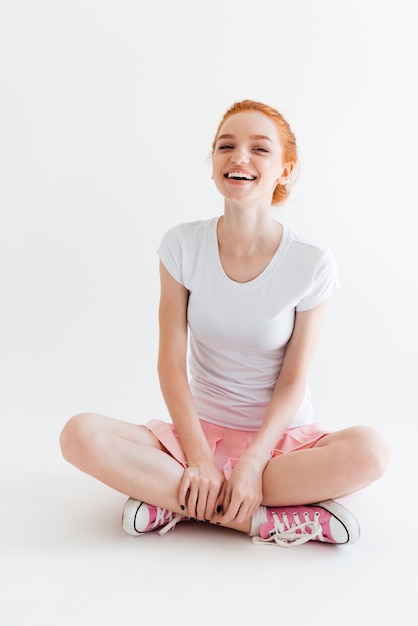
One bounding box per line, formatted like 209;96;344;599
278;300;329;386
158;261;189;371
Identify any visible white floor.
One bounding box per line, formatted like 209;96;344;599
1;429;415;626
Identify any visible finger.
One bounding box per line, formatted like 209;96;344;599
213;483;226;520
205;482;223;520
219;504;241;525
234;501;253;525
187;483;200;519
249;499;263;520
196;491;208;521
221;483;232;514
237;496;263;525
178;474;191;511
219;492;242;525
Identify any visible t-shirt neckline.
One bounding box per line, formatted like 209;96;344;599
210;216;288;289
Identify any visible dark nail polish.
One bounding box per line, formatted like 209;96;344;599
216;505;222;514
180;505;185;511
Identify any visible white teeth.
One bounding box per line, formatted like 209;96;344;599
226;171;256;180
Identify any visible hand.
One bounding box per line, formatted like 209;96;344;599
217;457;264;526
179;459;225;521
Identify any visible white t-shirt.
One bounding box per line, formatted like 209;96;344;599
157;217;340;431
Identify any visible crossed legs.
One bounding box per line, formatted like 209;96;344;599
60;413;390;535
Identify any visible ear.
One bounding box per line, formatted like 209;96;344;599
276;162;295;185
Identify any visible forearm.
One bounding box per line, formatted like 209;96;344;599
158;361;225;520
241;305;328;468
240;380;306;468
158;362;213;465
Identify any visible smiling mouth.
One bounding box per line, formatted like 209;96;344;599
224;171;256;181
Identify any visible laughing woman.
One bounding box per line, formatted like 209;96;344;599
60;100;389;547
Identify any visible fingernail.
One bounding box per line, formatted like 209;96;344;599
180;505;185;511
216;505;222;514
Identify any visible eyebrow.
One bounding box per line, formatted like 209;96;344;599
217;133;273;143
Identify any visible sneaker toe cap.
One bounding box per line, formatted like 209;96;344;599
122;499;147;535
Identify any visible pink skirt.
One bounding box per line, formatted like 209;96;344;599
146;419;330;479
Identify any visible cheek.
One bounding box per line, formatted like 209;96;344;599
211;159;218;180
212;158;224;181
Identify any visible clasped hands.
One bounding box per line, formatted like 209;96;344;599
178;456;264;526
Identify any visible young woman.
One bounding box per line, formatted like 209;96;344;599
60;100;390;547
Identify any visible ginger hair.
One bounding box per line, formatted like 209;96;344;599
212;99;298;205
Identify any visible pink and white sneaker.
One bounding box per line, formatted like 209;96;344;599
122;498;188;536
253;500;360;547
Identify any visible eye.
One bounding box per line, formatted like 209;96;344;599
253;147;268;153
217;144;234;151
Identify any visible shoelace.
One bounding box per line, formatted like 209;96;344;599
149;507;185;536
252;510;323;547
158;512;184;535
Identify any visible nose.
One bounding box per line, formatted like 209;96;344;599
230;146;250;164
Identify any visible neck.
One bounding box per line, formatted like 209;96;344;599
218;202;281;256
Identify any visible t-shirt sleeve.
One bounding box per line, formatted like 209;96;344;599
156;225;185;286
296;248;340;311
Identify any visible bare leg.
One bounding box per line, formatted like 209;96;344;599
60;413;253;534
260;425;390;506
61;416;389;536
223;426;390;535
60;413;186;514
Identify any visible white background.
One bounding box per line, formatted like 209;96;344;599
1;1;417;624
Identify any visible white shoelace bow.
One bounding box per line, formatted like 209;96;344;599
253;510;323;547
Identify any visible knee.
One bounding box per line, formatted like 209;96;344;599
59;412;104;469
349;425;390;482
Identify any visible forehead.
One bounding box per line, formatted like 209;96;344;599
217;110;281;144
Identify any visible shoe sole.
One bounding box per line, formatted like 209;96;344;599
316;499;361;544
122;498;145;536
